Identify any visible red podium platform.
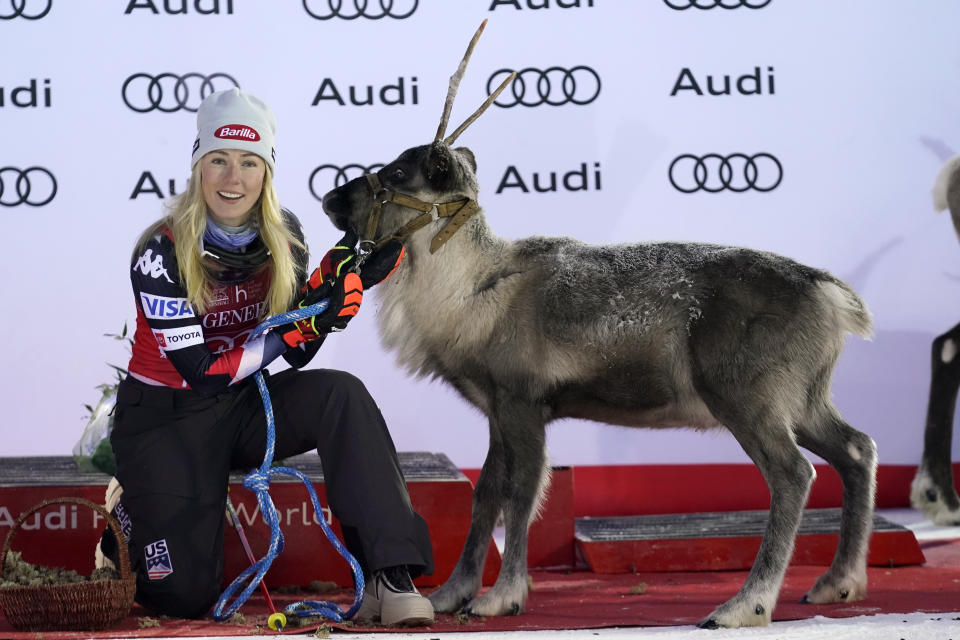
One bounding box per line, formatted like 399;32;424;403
0;453;500;588
1;457;929;591
575;508;925;573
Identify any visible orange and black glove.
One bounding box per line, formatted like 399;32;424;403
318;231;360;283
319;230;404;289
277;232;363;347
358;240;405;289
276;271;363;347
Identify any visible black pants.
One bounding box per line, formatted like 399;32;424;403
107;369;434;619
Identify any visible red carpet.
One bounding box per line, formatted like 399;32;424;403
2;540;959;638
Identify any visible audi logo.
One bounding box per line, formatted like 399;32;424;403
0;0;51;20
664;0;771;9
668;153;782;193
487;66;601;108
302;0;417;20
121;72;240;113
309;163;384;200
0;167;57;206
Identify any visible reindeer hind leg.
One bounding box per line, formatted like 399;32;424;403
795;407;877;604
695;399;815;628
911;323;960;526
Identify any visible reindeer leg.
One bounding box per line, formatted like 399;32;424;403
796;413;877;603
461;395;547;617
429;418;507;613
699;420;815;628
911;323;960;526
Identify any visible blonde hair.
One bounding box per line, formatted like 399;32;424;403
133;162;304;317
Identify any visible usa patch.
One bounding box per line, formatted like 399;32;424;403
144;539;173;580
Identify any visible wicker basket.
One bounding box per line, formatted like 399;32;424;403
0;497;137;631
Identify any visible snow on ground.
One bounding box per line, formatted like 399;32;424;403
194;611;960;640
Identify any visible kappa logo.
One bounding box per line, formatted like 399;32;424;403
140;293;195;320
134;249;174;283
144;539;173;580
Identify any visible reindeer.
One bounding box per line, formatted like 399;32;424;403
321;22;878;628
910;154;960;526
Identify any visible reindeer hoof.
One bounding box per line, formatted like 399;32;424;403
804;573;867;604
911;468;960;525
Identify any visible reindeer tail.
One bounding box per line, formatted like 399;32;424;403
817;278;874;340
932;154;960;242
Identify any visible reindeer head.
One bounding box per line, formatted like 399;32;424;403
321;21;514;255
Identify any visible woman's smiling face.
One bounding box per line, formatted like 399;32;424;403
200;148;266;225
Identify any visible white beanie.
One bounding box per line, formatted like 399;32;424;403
192;88;276;174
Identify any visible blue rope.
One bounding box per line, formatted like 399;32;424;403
213;299;365;623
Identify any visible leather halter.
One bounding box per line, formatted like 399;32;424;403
362;172;479;255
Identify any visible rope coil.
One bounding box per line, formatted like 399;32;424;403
212;298;365;624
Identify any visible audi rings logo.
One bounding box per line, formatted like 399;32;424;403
0;167;57;206
488;66;601;108
1;0;51;20
664;0;771;9
668;153;782;193
302;0;417;20
121;73;240;113
309;163;384;200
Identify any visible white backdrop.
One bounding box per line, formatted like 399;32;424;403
2;0;959;470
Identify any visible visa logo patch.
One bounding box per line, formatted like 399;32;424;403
140;293;195;320
144;539;173;580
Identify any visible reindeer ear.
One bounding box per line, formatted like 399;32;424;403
425;142;451;183
455;147;477;174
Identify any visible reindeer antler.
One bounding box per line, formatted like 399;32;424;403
434;20;518;146
435;20;487;143
444;71;516;145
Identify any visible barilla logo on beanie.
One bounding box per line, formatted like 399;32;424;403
215;125;261;142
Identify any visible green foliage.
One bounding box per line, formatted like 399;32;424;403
82;323;132;422
75;323;132;475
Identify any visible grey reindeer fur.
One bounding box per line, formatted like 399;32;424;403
322;142;878;628
910;154;960;526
